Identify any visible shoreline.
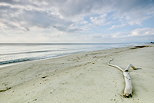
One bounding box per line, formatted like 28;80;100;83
0;44;154;103
0;43;148;68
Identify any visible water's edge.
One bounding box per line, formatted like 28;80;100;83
0;43;148;67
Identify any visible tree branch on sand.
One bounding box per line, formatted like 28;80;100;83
108;59;138;98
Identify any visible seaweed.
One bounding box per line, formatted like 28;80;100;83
41;76;48;78
0;87;11;92
130;45;150;49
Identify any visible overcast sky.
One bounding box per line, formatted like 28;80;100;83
0;0;154;43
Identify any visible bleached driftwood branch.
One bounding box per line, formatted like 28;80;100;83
108;59;137;98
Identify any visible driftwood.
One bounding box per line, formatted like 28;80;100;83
108;59;137;98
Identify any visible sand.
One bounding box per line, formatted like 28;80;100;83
0;44;154;103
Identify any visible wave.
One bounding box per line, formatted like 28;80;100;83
0;51;82;65
0;49;70;56
0;58;34;65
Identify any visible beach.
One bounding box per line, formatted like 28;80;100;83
0;44;154;103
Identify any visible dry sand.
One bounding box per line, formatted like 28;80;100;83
0;44;154;103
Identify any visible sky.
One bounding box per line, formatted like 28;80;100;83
0;0;154;43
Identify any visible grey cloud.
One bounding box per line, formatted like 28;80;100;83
0;0;15;4
53;25;82;32
0;0;39;6
48;0;154;17
22;10;73;29
0;0;154;33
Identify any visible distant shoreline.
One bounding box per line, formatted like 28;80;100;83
0;42;149;45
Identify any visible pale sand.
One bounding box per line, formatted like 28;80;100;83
0;44;154;103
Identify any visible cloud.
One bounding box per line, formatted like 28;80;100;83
0;0;154;42
109;24;127;30
130;28;154;36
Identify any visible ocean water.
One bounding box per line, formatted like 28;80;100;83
0;43;147;67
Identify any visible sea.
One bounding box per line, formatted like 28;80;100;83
0;43;148;67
